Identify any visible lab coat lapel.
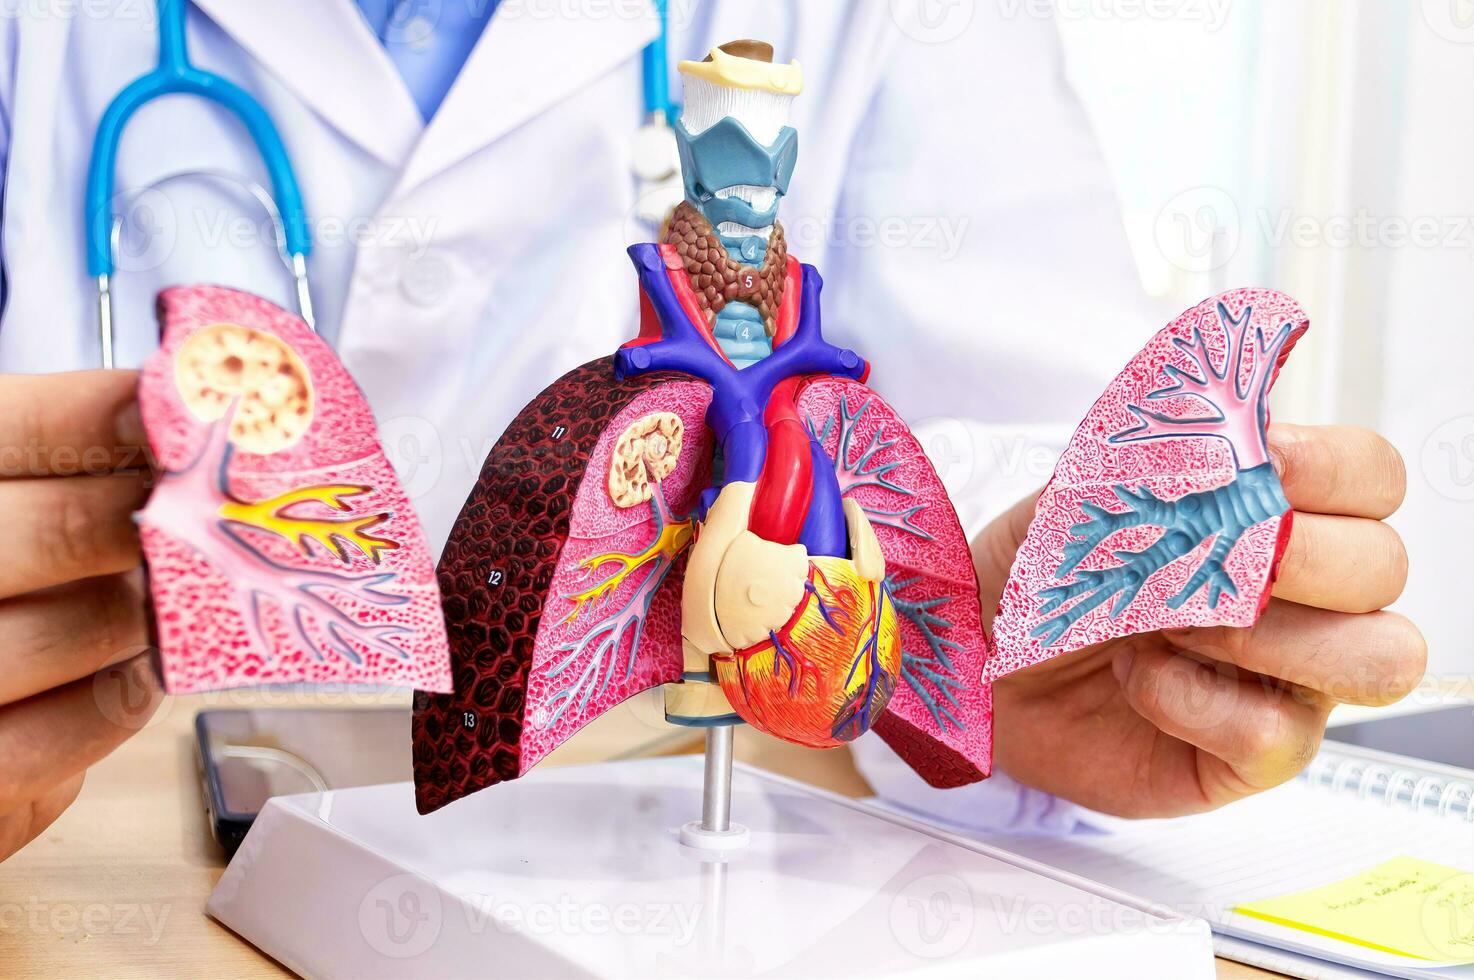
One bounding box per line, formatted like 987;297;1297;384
190;0;422;167
393;1;660;195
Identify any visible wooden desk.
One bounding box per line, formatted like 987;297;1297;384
2;691;1273;978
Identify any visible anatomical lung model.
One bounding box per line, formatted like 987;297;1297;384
988;288;1308;678
411;41;1306;814
138;285;452;694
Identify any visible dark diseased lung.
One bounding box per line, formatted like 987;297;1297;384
411;357;682;814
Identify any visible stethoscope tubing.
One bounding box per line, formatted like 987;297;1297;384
85;0;315;364
84;0;676;367
643;0;674;124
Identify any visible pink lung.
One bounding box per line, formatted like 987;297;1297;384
411;360;717;813
138;285;451;694
517;382;715;773
987;288;1309;680
798;378;992;787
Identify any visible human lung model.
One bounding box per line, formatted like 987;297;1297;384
137;285;452;694
989;288;1308;679
411;41;1306;814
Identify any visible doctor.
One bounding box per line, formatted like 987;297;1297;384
0;0;1423;860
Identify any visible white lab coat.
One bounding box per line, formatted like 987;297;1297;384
0;1;1151;830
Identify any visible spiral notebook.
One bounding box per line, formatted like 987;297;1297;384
984;741;1474;980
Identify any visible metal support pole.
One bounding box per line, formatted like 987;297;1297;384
680;721;747;850
700;724;734;833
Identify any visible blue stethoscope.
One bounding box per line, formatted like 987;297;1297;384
86;0;678;369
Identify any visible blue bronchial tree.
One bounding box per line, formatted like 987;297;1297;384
1032;302;1297;646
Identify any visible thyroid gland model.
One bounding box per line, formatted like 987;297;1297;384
137;286;452;694
411;41;1308;814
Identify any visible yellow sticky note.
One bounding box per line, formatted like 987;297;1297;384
1235;856;1474;964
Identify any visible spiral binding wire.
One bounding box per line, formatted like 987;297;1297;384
1304;751;1474;821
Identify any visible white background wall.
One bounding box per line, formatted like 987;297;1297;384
1053;0;1471;678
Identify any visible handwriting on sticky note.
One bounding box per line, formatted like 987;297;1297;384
1235;856;1474;964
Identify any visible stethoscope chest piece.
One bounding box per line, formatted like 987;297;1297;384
632;117;685;228
632;0;682;228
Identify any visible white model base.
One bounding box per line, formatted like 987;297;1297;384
677;818;750;851
208;757;1215;978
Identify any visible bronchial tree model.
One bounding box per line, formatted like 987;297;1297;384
410;40;1309;817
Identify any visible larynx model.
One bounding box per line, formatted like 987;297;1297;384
409;40;1308;814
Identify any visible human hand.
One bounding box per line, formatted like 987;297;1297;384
977;423;1425;818
0;371;161;861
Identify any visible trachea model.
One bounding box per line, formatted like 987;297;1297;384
411;41;1307;814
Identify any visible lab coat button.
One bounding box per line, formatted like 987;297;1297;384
400;251;452;307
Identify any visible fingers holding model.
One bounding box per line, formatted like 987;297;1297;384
0;371;161;862
987;421;1426;818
